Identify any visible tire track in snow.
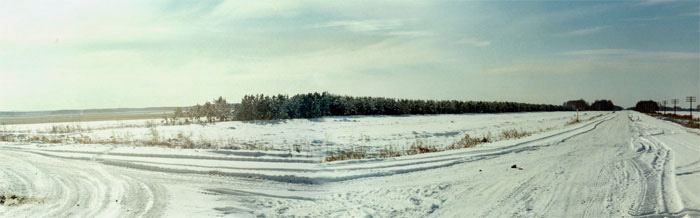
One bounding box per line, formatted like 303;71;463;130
5;111;692;217
631;118;686;216
1;114;616;188
626;113;696;217
0;149;165;217
468;112;664;217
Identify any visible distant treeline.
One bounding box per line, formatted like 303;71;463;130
233;92;572;121
563;99;622;111
634;100;659;113
225;92;571;121
172;93;574;123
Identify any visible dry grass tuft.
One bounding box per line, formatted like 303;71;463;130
500;129;532;140
327;125;561;162
406;139;438;155
325;146;368;162
448;133;483;150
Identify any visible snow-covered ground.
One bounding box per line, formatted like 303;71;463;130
2;111;604;153
0;111;698;217
656;111;698;116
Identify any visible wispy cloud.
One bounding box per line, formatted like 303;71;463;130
313;19;434;38
555;26;608;37
456;37;491;47
638;0;677;6
1;0;698;110
314;19;404;33
387;31;435;37
206;1;301;21
232;40;447;78
624;16;664;22
563;49;699;60
486;48;699;76
485;58;689;76
679;11;700;16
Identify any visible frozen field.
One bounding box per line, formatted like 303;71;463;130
0;111;698;217
1;111;606;154
656;111;698;116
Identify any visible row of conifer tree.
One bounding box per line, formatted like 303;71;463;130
178;92;573;122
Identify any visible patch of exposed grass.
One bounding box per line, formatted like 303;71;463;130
566;119;581;125
327;125;561;162
325;146;368;162
405;139;438;155
447;133;485;150
566;113;605;126
47;124;85;134
500;129;532;140
377;143;402;158
649;112;700;129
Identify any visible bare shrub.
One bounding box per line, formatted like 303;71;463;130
404;138;438;155
378;143;402;158
0;134;13;142
449;133;482;149
77;135;93;144
46;124;86;134
166;131;195;148
566;119;580;125
197;134;213;149
325;146;367;162
145;120;158;128
684;121;700;129
143;126;172;147
500;129;532;140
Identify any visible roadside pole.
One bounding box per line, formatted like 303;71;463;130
687;96;696;119
662;100;667;115
672;99;679;115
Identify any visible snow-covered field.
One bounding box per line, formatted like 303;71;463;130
657;111;698;116
0;111;698;217
1;111;605;153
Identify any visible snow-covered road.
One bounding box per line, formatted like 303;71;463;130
1;111;698;217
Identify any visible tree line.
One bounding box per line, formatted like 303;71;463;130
172;92;575;123
230;92;572;121
563;99;621;111
165;97;233;124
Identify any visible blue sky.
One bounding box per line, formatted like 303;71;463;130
0;0;698;111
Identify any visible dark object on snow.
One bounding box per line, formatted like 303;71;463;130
0;195;5;205
511;164;517;169
518;167;523;170
479;169;482;172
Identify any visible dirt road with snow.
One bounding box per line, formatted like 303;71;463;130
0;111;698;217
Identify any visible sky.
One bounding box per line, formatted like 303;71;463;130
0;0;698;111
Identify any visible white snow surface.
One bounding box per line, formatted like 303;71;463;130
0;111;698;217
3;112;605;153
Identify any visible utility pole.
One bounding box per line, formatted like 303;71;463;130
672;99;679;115
687;96;696;119
662;100;667;115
